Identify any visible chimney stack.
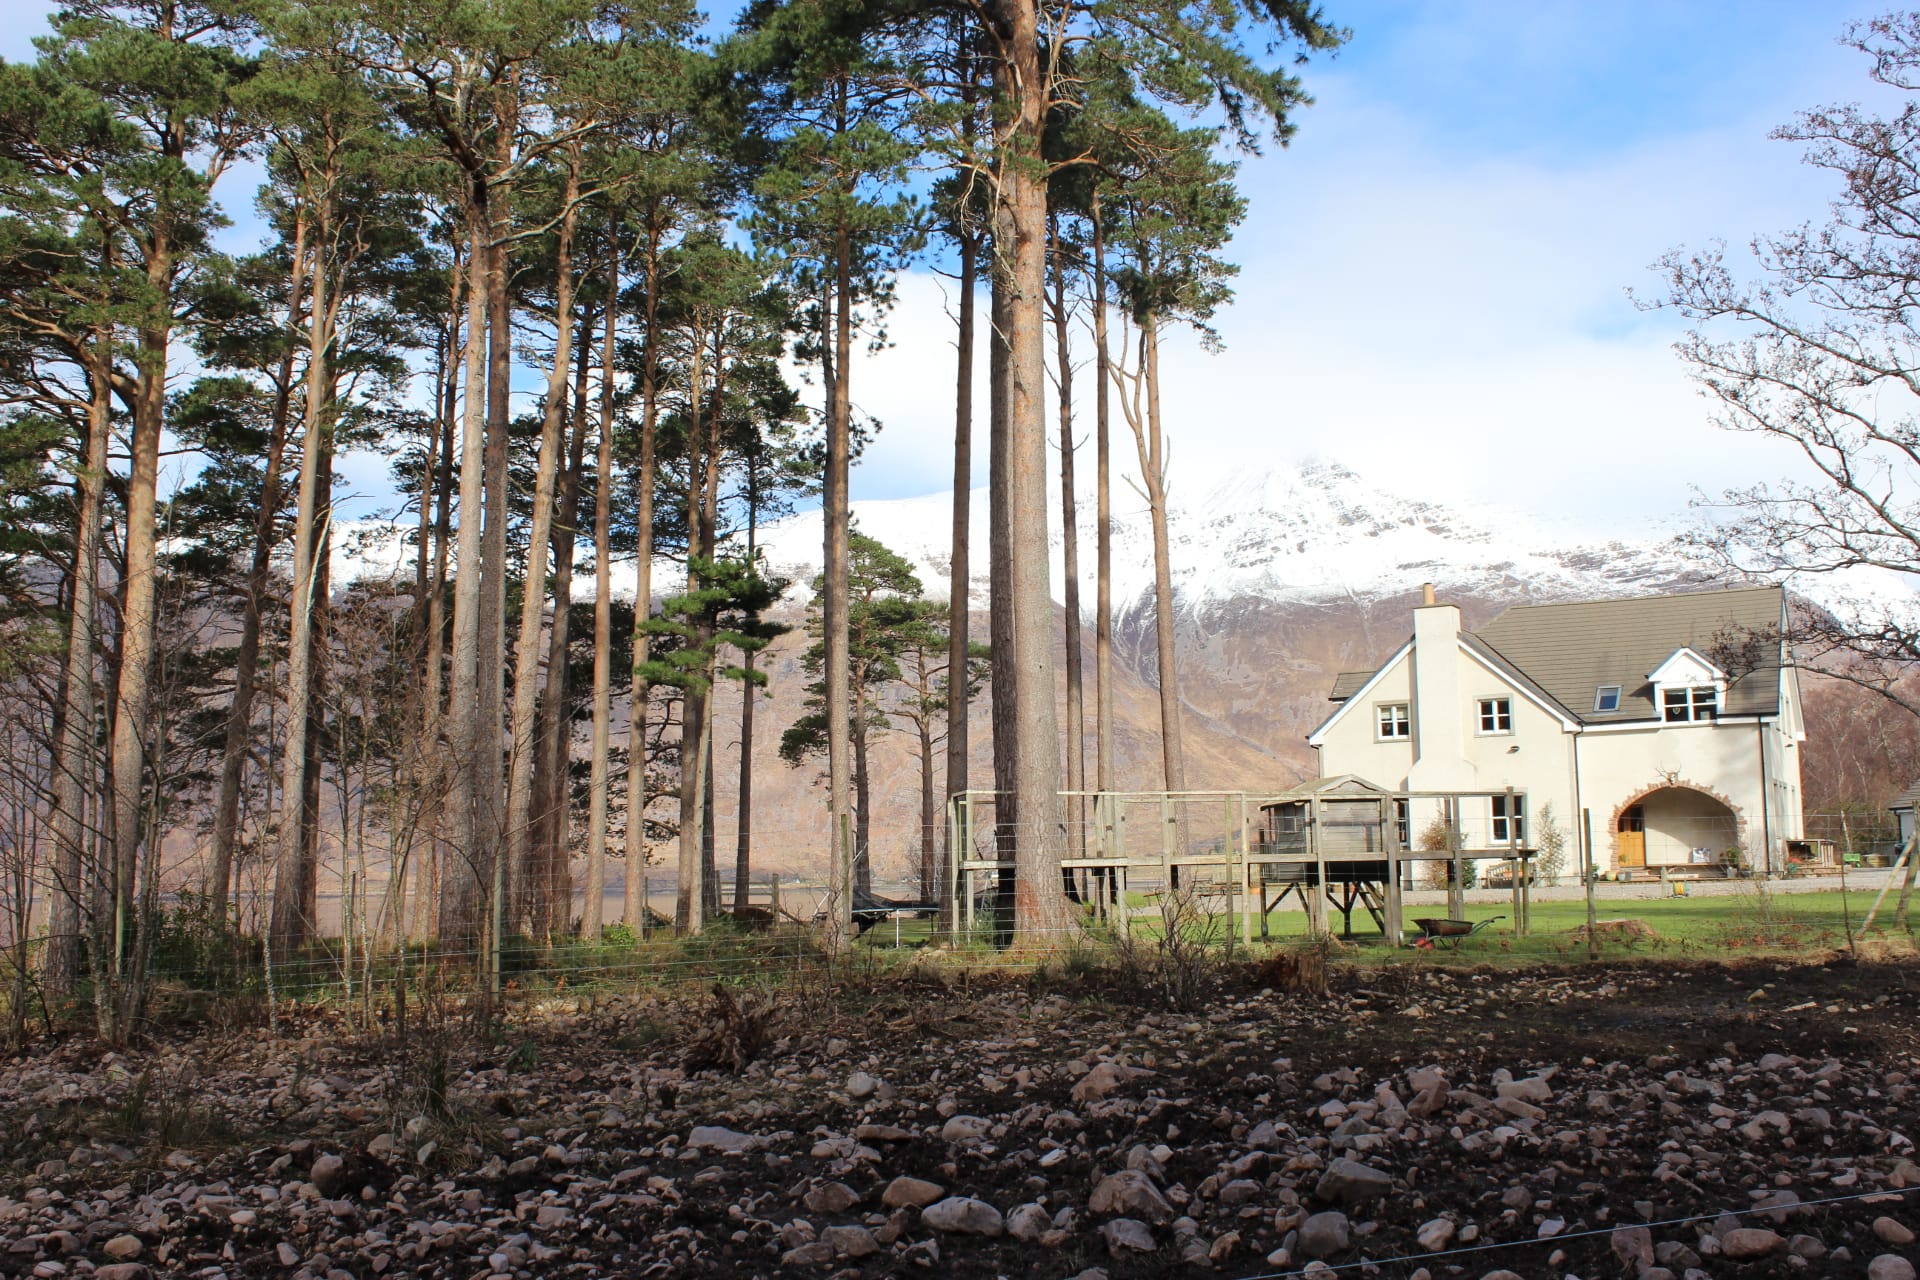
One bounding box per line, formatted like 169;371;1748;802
1420;582;1436;606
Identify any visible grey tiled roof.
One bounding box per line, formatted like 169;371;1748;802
1470;585;1786;724
1328;671;1375;702
1320;585;1789;725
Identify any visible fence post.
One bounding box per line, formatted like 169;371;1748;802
1237;793;1252;948
1383;794;1404;947
1160;794;1175;897
1447;796;1465;922
1308;794;1327;936
1582;807;1598;961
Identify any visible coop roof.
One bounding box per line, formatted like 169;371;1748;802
1892;780;1920;814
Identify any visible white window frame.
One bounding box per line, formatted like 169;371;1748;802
1491;793;1526;844
1594;685;1622;713
1375;702;1411;741
1476;696;1513;735
1662;685;1718;723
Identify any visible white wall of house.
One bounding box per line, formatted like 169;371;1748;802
1313;649;1415;790
1577;718;1801;871
1313;631;1582;855
1313;605;1805;876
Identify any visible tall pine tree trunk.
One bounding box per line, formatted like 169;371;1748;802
675;336;710;933
919;675;937;901
473;103;517;975
293;439;334;948
1113;311;1187;823
986;0;1069;945
441;188;493;948
944;232;974;929
101;281;173;1037
504;162;580;937
1140;319;1185;803
272;203;336;954
732;503;759;913
624;217;664;932
586;233;617;942
698;335;726;921
1051;216;1085;899
1091;195;1114;801
822;91;856;946
209;213;305;909
414;278;459;945
988;249;1016;925
532;317;591;939
46;305;113;998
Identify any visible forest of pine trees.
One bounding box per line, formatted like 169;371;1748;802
0;0;1343;1039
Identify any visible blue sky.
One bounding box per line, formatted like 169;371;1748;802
2;1;1901;536
827;1;1906;534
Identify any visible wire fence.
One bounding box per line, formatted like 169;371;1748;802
4;806;1916;1038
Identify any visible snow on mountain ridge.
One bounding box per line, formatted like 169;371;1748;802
326;460;1912;617
745;460;1711;614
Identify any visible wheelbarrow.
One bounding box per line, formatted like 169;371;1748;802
1411;915;1504;950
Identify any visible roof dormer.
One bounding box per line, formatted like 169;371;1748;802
1648;646;1724;723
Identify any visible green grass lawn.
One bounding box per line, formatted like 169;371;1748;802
860;888;1913;965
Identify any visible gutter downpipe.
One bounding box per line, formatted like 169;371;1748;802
1571;722;1585;881
1758;718;1774;878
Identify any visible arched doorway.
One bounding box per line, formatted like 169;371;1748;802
1613;784;1743;872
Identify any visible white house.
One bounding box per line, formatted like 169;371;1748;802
1307;585;1806;876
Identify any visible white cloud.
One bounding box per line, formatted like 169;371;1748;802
840;9;1904;541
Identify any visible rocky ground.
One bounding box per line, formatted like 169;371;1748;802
3;956;1920;1279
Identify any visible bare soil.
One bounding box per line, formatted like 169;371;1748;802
3;954;1919;1279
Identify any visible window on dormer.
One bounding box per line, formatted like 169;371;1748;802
1662;686;1718;722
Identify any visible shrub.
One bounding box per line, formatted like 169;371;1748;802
1535;803;1568;885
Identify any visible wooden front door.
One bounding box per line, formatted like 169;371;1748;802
1617;805;1646;868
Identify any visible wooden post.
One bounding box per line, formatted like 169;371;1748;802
959;794;975;936
1308;795;1327;936
1159;794;1175;918
1383;794;1404;946
769;872;782;920
946;792;960;937
1237;793;1252;948
1506;787;1521;936
1447;796;1465;921
1857;826;1918;933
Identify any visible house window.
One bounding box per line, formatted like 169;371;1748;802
1477;697;1512;734
1376;703;1410;739
1662;686;1718;723
1594;685;1622;713
1491;793;1526;844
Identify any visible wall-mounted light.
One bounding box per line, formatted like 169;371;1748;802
1507;744;1520;754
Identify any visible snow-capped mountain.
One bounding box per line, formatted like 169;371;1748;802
334;457;1920;629
320;459;1914;874
749;459;1714;615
